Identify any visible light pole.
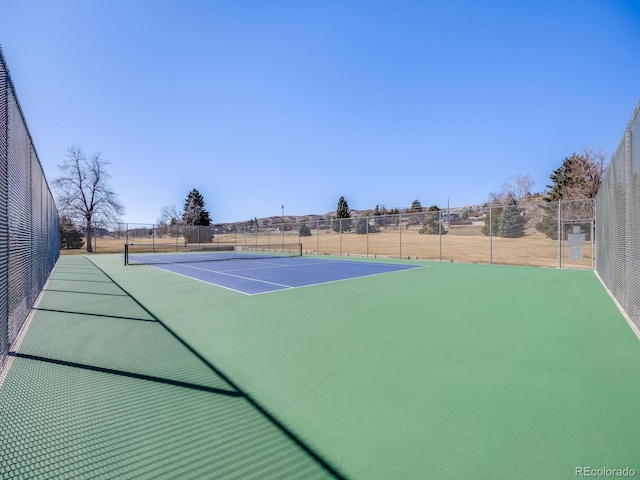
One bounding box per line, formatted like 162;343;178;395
281;205;285;246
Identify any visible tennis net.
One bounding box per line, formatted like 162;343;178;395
124;242;303;266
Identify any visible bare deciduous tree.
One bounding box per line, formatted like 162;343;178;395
53;145;124;253
501;174;535;203
157;204;182;226
156;204;182;237
487;174;536;206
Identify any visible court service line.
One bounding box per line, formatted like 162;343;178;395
164;263;295;289
194;259;412;275
144;266;256;295
210;260;342;274
157;258;340;273
147;264;290;295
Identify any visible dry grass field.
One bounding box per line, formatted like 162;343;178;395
62;225;594;269
299;227;593;269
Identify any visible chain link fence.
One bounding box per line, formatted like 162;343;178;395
596;100;640;330
0;48;60;367
288;200;593;269
87;198;595;270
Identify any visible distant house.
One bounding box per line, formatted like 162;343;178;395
468;211;486;221
441;213;460;222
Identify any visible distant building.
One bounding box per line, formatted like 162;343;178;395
441;212;460;222
468;211;486;221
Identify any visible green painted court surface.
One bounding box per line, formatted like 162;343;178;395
1;255;640;479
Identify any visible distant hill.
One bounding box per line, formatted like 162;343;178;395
217;206;482;229
223;210;371;228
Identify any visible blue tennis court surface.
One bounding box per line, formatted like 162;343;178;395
140;256;423;294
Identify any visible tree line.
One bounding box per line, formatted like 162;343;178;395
55;145;607;251
481;150;605;239
328;149;605;239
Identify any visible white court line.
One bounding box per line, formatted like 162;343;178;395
185;258;416;274
145;258;425;296
213;260;342;273
147;266;258;296
594;270;640;342
248;264;426;296
158;262;294;289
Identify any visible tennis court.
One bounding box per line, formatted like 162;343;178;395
2;253;639;479
125;246;422;294
3;41;640;480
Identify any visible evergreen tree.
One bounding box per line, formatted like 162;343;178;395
60;216;85;249
336;196;350;218
355;217;368;234
535;203;560;240
536;151;604;239
481;208;500;236
409;199;422;212
332;196;352;232
497;201;526;238
535;159;573;240
543;152;604;201
298;222;312;237
408;200;423;225
419;206;447;235
182;189;212;242
183;189;211;226
355;217;380;234
374;204;389;227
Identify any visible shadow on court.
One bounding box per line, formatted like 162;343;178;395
0;256;344;480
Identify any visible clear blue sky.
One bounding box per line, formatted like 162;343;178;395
3;0;639;224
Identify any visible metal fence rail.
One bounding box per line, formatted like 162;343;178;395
596;101;640;330
0;47;60;366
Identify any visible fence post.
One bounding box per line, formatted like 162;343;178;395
558;199;562;269
366;216;369;257
625;129;633;309
439;211;442;262
591;217;595;270
399;213;402;259
489;208;492;264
